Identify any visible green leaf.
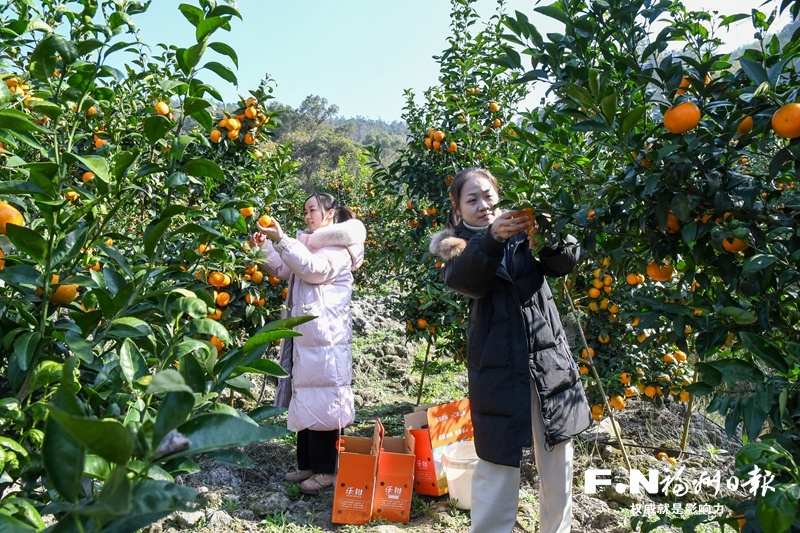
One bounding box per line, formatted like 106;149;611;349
172;296;210;319
182;96;211;115
182;158;224;180
176;414;288;457
0;178;47;196
47;406;135;464
119;338;149;386
740;332;791;373
178;4;204;27
249;405;286;423
186;318;230;343
208;41;238;68
721;306;758;324
0;109;47;134
183;42;206;71
757;484;800;533
195;16;230;43
739;58;769;85
143;217;171;258
236;358;288;378
742;255;778;275
107;317;154;339
202;61;237;84
708;358;765;385
12;331;40;372
67;154;111;183
143;115;173;145
5;224;47;262
153;392;195;448
621;106;645;134
89;465;132;516
243;330;301;355
43;416;85;503
146;369;193;394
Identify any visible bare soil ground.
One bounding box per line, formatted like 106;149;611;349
144;313;746;533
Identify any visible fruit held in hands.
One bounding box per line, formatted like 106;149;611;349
258;214;273;228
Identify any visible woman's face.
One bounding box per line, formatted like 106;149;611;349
456;176;500;227
304;196;334;232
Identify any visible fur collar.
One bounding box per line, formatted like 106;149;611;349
301;218;366;250
429;228;467;262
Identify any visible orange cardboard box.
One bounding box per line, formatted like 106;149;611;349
331;424;381;525
372;420;416;524
403;398;473;496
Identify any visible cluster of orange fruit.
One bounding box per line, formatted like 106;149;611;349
406;317;435;335
664;74;800;139
209;96;267;146
585;267;620;316
423;129;457;153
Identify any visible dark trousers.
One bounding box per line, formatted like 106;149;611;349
296;428;339;474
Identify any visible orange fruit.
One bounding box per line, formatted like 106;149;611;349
492;118;502;128
598;333;610;344
432;140;441;150
244;106;257;119
424;137;433;149
663;353;678;364
0;201;25;234
0;248;5;270
154;101;170;115
216;292;231;306
86;105;97;116
250;270;264;284
281;287;289;299
771;103;800;139
210;335;225;350
210;129;222;143
663;101;701;134
50;281;79;305
245;97;258;107
416;318;428;330
226;129;239;140
625;273;641;285
579;366;589;375
722;237;749;253
666;457;678;465
268;275;280;286
433;130;445;142
644;385;657;398
679;390;691;403
258;214;273;228
587;210;596;220
81;171;95;183
208;308;223;320
735;115;754;135
646;261;673;282
447;141;457;153
244;132;256;145
674;350;687;362
609;395;626;410
666;212;681;234
196;243;210;254
657;451;668;461
581;347;595;359
620;372;632;385
591;404;604;420
240;206;254;217
676;75;692;95
208;271;231;288
489;102;500;113
588;287;601;299
624;386;637;398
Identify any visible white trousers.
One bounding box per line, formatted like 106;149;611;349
469;378;574;533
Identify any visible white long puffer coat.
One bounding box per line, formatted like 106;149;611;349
258;218;366;432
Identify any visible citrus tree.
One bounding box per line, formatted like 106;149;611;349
0;1;307;530
367;0;530;385
499;0;800;530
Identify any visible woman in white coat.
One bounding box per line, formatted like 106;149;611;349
251;193;366;495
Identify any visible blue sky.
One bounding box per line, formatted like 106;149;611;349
129;1;785;122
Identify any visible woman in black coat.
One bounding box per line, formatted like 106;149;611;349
429;167;591;533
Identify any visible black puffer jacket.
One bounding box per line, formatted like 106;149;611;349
429;222;592;467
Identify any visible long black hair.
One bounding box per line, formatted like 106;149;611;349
445;167;500;229
305;192;355;223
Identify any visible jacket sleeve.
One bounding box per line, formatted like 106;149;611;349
257;240;292;280
274;237;350;284
536;234;581;277
443;229;506;300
